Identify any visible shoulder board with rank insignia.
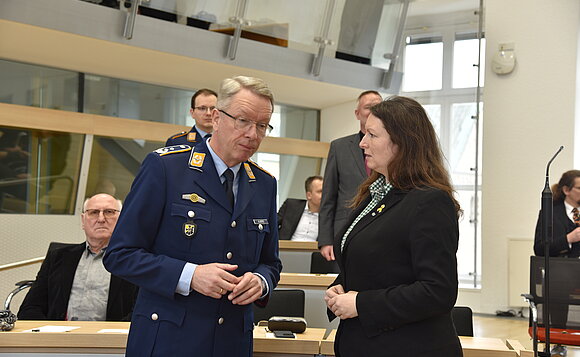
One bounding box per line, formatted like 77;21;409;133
188;151;206;171
248;159;274;178
154;145;192;156
243;163;256;182
169;131;187;139
187;132;197;142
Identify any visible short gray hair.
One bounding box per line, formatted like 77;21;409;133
83;194;122;212
217;76;274;112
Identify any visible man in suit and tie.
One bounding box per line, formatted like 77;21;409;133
104;76;282;357
18;193;137;321
165;88;217;146
278;175;323;241
318;90;382;261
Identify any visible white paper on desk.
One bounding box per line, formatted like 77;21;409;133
265;332;276;338
24;325;81;333
98;329;129;333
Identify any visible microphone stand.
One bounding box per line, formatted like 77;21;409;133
539;146;563;356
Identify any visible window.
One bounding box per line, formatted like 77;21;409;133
402;10;484;288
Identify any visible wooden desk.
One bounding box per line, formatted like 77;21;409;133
322;331;520;356
460;336;517;356
0;321;326;356
279;240;319;252
0;320;129;354
253;326;325;356
278;272;337;289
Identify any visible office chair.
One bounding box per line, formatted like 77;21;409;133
310;252;340;274
451;306;474;336
253;289;305;324
524;256;580;349
3;242;77;311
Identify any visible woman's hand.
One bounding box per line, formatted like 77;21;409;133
326;286;358;320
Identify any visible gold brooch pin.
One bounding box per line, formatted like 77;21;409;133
376;204;385;213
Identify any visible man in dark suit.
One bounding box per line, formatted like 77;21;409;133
103;76;282;356
318;90;382;261
18;193;137;321
165;88;217;146
278;175;323;241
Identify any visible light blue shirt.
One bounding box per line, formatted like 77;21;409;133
176;139;267;298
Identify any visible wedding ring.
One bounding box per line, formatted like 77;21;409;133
219;288;224;294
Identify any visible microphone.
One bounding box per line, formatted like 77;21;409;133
540;145;563;355
542;146;564;245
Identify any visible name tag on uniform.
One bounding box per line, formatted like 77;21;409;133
253;219;268;225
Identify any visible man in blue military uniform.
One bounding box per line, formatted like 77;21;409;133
165;88;217;146
104;76;282;356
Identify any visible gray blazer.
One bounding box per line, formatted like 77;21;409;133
318;132;367;247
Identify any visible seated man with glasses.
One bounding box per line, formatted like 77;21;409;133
18;193;137;321
165;88;218;146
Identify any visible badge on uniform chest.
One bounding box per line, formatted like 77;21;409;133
183;221;197;238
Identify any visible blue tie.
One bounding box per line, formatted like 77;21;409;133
223;169;234;208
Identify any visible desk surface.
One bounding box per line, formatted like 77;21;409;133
278;272;337;289
278;240;319;252
0;321;129;353
1;322;528;357
0;321;325;355
253;326;326;355
322;331;518;357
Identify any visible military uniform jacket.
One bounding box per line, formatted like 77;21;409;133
165;126;202;147
103;141;282;357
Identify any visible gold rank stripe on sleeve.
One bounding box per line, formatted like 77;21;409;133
248;159;274;178
170;131;187;139
154;145;192;156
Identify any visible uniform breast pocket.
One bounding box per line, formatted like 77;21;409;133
246;218;270;263
170;203;211;250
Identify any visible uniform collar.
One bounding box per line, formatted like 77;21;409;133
206;138;241;180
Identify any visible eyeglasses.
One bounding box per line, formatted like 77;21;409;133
194;106;216;112
218;109;273;136
83;209;120;219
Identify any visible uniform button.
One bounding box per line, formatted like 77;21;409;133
151;313;158;321
258;224;263;231
226;252;233;259
218;317;224;325
231;221;237;228
188;210;195;218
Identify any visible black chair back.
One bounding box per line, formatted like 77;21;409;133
310;252;340;274
253;289;305;324
451;306;474;336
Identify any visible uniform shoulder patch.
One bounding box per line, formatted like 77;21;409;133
154;145;192;156
248;159;274;177
169;131;187;139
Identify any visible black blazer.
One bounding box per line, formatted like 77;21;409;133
18;242;137;321
277;198;308;240
534;201;580;257
329;187;462;357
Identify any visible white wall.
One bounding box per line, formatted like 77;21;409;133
458;0;580;313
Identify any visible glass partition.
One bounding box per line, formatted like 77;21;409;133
86;136;164;201
0;59;79;112
0;126;84;214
